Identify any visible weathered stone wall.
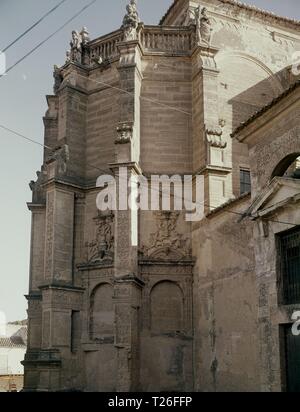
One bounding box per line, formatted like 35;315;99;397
86;67;120;181
192;196;259;392
247;96;300;194
140;56;192;174
234;85;300;391
24;0;300;392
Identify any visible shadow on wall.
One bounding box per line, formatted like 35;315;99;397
228;65;294;133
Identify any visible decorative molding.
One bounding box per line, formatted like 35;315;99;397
206;125;227;149
116;121;133;144
269;29;300;44
209;10;240;24
140;211;191;260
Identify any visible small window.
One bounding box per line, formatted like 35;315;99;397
278;227;300;305
71;311;81;353
240;169;251;195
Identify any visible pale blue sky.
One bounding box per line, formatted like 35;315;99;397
0;0;299;321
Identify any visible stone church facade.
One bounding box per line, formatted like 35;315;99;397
23;0;300;391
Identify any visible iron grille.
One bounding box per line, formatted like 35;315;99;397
279;227;300;305
240;169;251;195
283;324;300;392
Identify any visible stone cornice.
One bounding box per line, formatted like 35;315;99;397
139;259;195;267
27;203;46;212
25;292;42;301
39;283;85;293
196;165;232;175
159;0;300;31
114;274;145;288
232;81;300;144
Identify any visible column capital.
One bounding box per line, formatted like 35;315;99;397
192;44;220;73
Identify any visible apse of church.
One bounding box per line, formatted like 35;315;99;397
23;0;300;392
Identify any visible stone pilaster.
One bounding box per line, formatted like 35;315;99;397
111;37;144;391
56;65;88;182
43;185;75;284
114;276;144;391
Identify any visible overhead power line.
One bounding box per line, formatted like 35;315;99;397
0;0;98;78
0;123;298;228
1;0;69;53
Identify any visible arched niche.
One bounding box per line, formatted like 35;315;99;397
89;283;114;340
150;281;183;334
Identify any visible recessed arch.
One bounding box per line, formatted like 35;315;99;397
216;51;284;95
150;280;183;334
89;282;114;340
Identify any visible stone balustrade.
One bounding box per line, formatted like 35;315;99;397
88;30;123;63
140;26;194;54
86;26;194;64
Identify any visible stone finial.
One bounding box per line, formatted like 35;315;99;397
65;27;90;65
80;26;90;45
122;0;140;41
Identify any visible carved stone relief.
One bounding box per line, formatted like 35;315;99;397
206;124;227;149
66;27;90;65
116;122;133;144
183;6;214;46
140;212;191;260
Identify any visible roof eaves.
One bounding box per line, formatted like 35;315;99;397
231;80;300;138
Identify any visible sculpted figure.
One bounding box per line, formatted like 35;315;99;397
122;0;140;41
200;7;213;45
80;26;90;45
193;6;213;46
70;30;82;63
65;50;71;63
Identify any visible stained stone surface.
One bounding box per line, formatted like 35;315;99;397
24;0;300;392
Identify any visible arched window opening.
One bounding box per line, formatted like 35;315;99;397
271;153;300;180
90;283;114;340
150;281;183;334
